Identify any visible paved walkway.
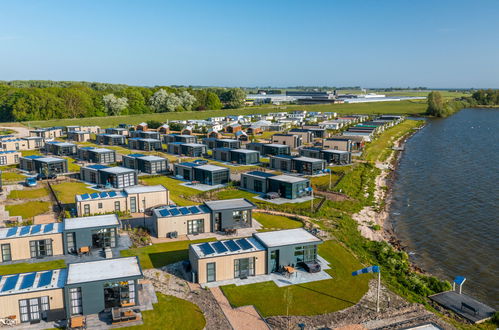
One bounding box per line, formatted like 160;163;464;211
210;287;269;330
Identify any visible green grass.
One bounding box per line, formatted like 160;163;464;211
20;150;43;157
120;238;215;269
215;187;259;200
63;157;81;172
5;201;52;219
124;293;205;330
1;171;25;182
0;259;66;276
51;181;95;204
363;119;424;163
310;169;343;191
221;240;370;317
8;186;50;199
253;213;303;231
22;100;427;128
139;175;201;206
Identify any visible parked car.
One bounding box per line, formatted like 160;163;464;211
299;261;321;273
25;177;38;187
264;192;280;200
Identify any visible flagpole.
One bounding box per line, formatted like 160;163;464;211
376;271;381;313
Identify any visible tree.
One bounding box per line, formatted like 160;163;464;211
178;91;196;111
205;91;222;110
146;120;162;129
426;91;445;117
219;88;246;108
149;89;181;112
58;86;93;118
103;94;128;116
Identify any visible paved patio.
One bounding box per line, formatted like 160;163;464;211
253;195;314;204
178;181;226;191
202;255;332;288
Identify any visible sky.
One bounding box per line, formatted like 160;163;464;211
1;0;499;88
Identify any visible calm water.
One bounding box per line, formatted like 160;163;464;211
389;108;499;308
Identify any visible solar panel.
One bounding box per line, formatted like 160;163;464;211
6;227;18;237
19;273;36;290
1;274;19;292
159;209;170;217
19;226;31;236
90;193;99;199
30;225;42;235
99;192;109;198
199;243;215;255
170;208;180;216
212;241;228;254
236;238;253;250
37;271;53;287
81;193;90;200
179;207;189;215
188;206;200;214
225;240;241;252
109;191;117;197
43;223;54;233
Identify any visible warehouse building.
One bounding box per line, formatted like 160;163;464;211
189;228;322;284
96;134;127;146
174;162;230;185
122;154;168;174
77;147;116;164
75;185;169;216
19;155;68;176
46;141;77;156
128;138;162;151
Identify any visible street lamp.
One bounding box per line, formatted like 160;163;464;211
142;197;146;228
306;187;314;213
324;168;332;189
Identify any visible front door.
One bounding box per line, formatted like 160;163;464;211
130;197;137;213
214;213;222;232
270;250;280;272
235;258;251;278
19;297;48;323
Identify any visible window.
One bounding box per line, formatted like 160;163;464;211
66;232;76;254
114;201;120;211
84;204;90;216
92;227;116;248
18;297;47;323
130;197;137;213
98;202;103;209
70;287;83;315
234;257;255;278
242;176;247;188
30;239;53;258
187;219;204;235
206;262;216;282
232;210;249;223
14;155;19;163
0;156;6;165
1;243;12;262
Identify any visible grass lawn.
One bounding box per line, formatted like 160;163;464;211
6;201;52;219
124;293;205;330
23;100;427;128
51;181;95;204
120;238;215;269
1;171;25;183
253;213;303;231
0;259;66;276
139;175;201;206
8;186;50;199
310;169;343;191
21;150;43;157
215;187;259;200
63;157;81;172
220;240;370;317
363;119;424;163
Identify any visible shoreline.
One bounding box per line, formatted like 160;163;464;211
352;121;427;272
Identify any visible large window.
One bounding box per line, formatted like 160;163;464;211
294;245;317;263
66;232;76;254
232;210;249;224
83;204;90;216
70;287;82;315
0;156;6;165
104;280;135;308
1;243;12;262
187;219;204;235
114;201;120;212
91;227;116;248
130;197;137;213
19;296;49;323
30;239;53;258
234;257;255;278
206;262;216;283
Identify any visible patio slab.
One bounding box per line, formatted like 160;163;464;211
178;182;226;191
253;195;314;204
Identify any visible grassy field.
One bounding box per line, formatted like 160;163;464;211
8;186;50;199
139;175;202;206
6;201;52;219
221;240;370;316
63;156;81;172
120;238;215;269
0;259;66;276
51;181;95;204
1;171;25;183
125;293;205;330
253;213;303;231
363;120;424;163
22;100;427;128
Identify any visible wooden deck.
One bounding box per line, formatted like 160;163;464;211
429;291;495;324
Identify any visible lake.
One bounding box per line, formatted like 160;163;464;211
389;108;499;308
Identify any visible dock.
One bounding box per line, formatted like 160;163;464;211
429;291;495;324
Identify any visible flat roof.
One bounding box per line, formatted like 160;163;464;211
195;164;228;172
204;198;255;211
88;147;113;153
153;204;210;218
136;155;166;161
124;185;167;194
66;257;142;285
293;156;326;163
48;142;75;147
76;190;126;202
64;214;119;230
0;269;67;297
269;174;309;184
100;166;136;174
182;143;206;147
231;148;258;154
244;171;276;178
36;157;66;163
254;228;321;248
322;149;350;154
0;223;63;240
265;143;289;148
99;134;124;138
191;237;265;259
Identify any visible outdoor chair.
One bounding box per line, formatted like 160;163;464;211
68;315;86;329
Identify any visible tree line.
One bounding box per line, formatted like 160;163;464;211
426;89;499;117
0;81;247;122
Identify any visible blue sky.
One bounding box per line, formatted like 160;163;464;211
1;0;498;88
